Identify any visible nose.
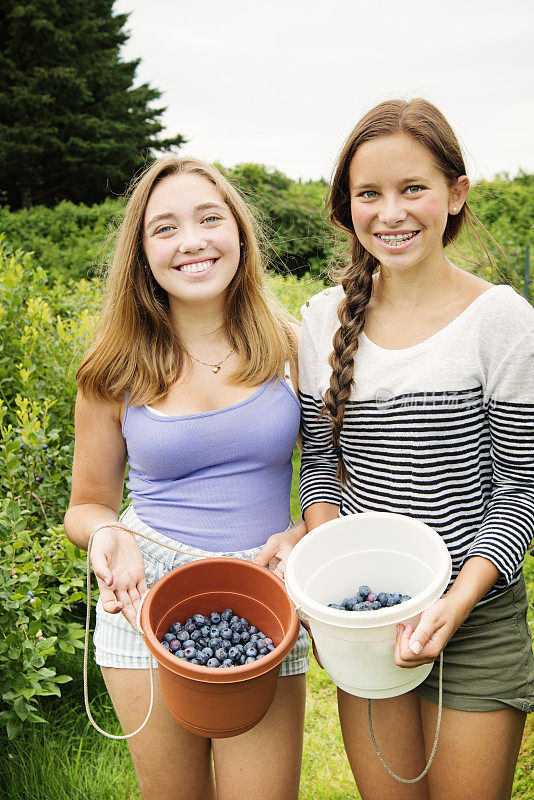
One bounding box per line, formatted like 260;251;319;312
377;194;408;227
177;225;208;254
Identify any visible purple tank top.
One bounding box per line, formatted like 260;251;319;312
122;378;300;551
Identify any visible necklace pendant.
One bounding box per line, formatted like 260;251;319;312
212;365;221;373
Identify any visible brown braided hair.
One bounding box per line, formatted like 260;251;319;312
324;98;494;483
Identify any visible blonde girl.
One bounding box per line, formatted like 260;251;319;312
298;99;534;800
64;156;309;800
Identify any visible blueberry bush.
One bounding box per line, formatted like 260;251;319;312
0;237;95;738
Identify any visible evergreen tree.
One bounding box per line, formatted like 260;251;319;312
0;0;186;208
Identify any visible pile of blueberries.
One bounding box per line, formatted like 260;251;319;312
328;585;411;611
160;608;276;668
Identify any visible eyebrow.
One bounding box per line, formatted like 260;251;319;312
146;202;228;230
352;176;427;191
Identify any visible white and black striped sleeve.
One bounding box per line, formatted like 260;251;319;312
466;329;534;583
298;316;342;513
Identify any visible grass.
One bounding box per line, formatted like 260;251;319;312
1;449;532;798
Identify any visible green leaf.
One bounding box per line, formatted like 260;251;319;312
13;696;30;721
52;674;72;684
36;667;56;678
58;640;74;653
7;718;23;739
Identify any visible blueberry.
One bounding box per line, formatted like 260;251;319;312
221;608;233;622
358;585;371;597
256;632;266;639
339;601;354;610
228;646;240;660
221;639;231;651
190;659;201;665
190;630;202;642
245;656;256;664
200;625;210;637
193;614;207;626
221;659;234;668
367;593;377;603
177;630;189;643
215;647;226;661
258;647;268;655
401;595;412;603
169;640;181;652
239;654;246;664
209;626;220;637
249;625;259;634
386;594;399;606
183;646;197;659
371;601;381;610
377;593;388;607
170;622;182;635
163;632;176;644
220;627;232;640
230;615;240;625
201;647;214;658
210;612;221;625
266;644;276;652
239;617;249;627
360;601;373;610
231;631;241;644
175;651;187;659
161;641;170;650
206;658;220;668
182;639;195;649
209;637;222;649
240;631;250;644
184;621;196;634
35;476;43;484
195;652;208;665
250;633;260;642
245;645;257;658
262;639;273;648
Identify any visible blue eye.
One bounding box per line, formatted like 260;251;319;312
202;215;221;224
155;225;174;234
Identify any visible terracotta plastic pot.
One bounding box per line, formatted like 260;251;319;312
139;557;300;738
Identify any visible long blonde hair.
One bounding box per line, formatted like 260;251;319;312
77;156;296;404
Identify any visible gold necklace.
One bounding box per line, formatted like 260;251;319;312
187;348;235;373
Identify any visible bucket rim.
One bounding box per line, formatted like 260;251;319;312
285;511;452;628
140;557;300;683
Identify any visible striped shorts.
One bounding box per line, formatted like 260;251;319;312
94;505;310;676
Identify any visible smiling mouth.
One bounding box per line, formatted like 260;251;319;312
374;231;420;247
177;258;217;274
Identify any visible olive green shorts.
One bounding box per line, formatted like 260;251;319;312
414;576;534;713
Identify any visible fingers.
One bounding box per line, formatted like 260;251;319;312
254;537;280;567
395;622;439;667
90;549;113;588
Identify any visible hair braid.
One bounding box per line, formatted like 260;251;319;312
322;247;376;483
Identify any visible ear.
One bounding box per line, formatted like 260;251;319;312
449;175;469;215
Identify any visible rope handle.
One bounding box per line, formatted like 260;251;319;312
83;521;188;740
368;651;444;784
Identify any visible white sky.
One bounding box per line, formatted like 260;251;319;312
114;0;534;183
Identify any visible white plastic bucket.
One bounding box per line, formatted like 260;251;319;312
285;512;452;698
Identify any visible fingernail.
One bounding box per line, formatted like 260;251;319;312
410;640;422;655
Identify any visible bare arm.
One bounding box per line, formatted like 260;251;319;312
64;392;147;628
64;391;127;547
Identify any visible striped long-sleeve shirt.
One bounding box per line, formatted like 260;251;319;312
299;283;534;602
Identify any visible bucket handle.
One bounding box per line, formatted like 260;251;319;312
294;605;309;624
83;526;157;740
368;651;443;784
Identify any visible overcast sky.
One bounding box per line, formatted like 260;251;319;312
114;0;534;184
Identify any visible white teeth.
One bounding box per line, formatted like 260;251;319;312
179;259;214;273
376;232;418;246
